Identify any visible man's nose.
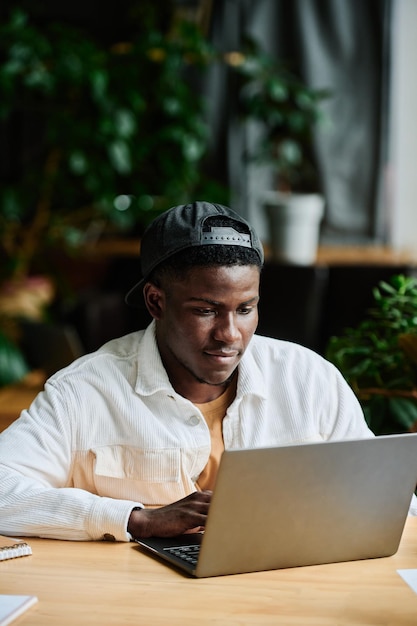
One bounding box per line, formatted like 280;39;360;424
213;313;240;342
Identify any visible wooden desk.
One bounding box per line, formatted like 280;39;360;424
1;518;417;625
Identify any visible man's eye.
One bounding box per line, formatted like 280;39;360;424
196;308;215;315
238;307;254;315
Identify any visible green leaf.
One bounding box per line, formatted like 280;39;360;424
91;69;108;100
68;151;88;175
388;397;417;431
268;79;288;102
114;109;137;138
108;140;131;174
182;136;205;161
278;140;302;165
0;331;29;387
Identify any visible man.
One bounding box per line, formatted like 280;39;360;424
0;201;402;542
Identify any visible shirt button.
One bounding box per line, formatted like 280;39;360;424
187;415;200;426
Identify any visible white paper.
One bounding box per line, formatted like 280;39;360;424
397;569;417;594
0;595;38;626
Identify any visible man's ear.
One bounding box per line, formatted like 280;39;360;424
143;282;165;320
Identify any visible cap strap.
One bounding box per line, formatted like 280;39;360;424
201;226;251;248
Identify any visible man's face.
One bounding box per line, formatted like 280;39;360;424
145;264;260;402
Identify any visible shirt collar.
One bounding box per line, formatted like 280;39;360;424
236;339;268;400
134;321;173;396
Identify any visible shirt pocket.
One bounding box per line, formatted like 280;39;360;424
93;445;180;482
91;445;196;505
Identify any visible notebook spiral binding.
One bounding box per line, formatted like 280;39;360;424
0;538;32;561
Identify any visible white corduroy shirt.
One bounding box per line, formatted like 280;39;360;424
0;321;404;542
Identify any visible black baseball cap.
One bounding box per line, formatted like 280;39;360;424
125;201;264;306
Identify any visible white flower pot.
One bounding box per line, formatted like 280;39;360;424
263;191;325;265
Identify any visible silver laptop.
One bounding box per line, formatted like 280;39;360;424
135;433;417;578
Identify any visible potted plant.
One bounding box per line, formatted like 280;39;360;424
229;37;331;264
326;274;417;435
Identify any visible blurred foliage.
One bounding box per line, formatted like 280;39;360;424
229;37;330;193
0;3;331;387
0;5;331;283
0;327;29;386
0;5;221;280
326;274;417;435
0;4;331;284
0;274;54;386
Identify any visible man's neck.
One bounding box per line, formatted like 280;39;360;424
181;376;237;404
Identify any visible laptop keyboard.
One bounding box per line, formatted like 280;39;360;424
164;544;200;566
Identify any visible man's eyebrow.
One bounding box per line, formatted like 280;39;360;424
188;296;259;306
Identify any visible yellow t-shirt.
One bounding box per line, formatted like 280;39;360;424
195;379;237;491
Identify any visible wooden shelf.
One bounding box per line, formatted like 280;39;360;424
316;245;417;266
88;238;417;267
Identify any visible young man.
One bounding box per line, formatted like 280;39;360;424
0;201;395;542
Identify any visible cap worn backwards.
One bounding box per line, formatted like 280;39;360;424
125;201;264;307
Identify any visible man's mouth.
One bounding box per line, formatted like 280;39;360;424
204;349;239;360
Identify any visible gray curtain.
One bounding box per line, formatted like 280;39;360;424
201;0;391;246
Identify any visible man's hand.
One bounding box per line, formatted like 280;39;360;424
128;490;212;538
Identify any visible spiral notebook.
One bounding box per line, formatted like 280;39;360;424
0;536;32;561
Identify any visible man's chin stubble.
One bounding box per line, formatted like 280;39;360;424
184;362;237;388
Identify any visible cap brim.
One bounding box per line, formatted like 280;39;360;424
125;279;145;307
